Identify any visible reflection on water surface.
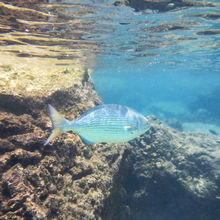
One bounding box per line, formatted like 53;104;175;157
0;0;99;96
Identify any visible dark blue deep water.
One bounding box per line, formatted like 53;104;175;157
85;0;220;135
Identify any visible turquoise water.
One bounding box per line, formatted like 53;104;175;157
84;0;220;134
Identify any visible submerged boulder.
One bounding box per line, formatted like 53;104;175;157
103;116;220;220
189;86;220;122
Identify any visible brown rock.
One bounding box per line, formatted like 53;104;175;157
0;81;127;219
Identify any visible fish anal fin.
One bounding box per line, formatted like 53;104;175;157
78;134;94;145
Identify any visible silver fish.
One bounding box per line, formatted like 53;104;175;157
45;104;150;145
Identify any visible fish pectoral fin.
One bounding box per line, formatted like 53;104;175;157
124;121;139;131
123;126;133;131
124;125;137;134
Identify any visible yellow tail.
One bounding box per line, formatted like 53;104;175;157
44;105;64;145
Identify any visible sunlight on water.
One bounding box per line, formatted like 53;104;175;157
0;0;98;96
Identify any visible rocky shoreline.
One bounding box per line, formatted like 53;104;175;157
0;80;220;220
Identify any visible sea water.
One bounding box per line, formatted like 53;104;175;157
88;0;220;135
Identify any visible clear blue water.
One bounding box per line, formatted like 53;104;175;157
80;0;220;134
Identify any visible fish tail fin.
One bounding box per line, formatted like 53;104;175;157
44;104;65;145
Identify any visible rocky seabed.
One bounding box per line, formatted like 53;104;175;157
0;81;220;220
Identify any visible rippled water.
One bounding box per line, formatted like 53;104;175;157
1;0;220;134
89;0;220;135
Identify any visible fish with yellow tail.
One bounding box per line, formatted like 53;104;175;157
44;104;150;145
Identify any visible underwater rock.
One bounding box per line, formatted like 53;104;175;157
103;116;220;220
165;117;183;131
0;81;128;219
182;122;220;137
0;0;51;33
114;0;217;12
